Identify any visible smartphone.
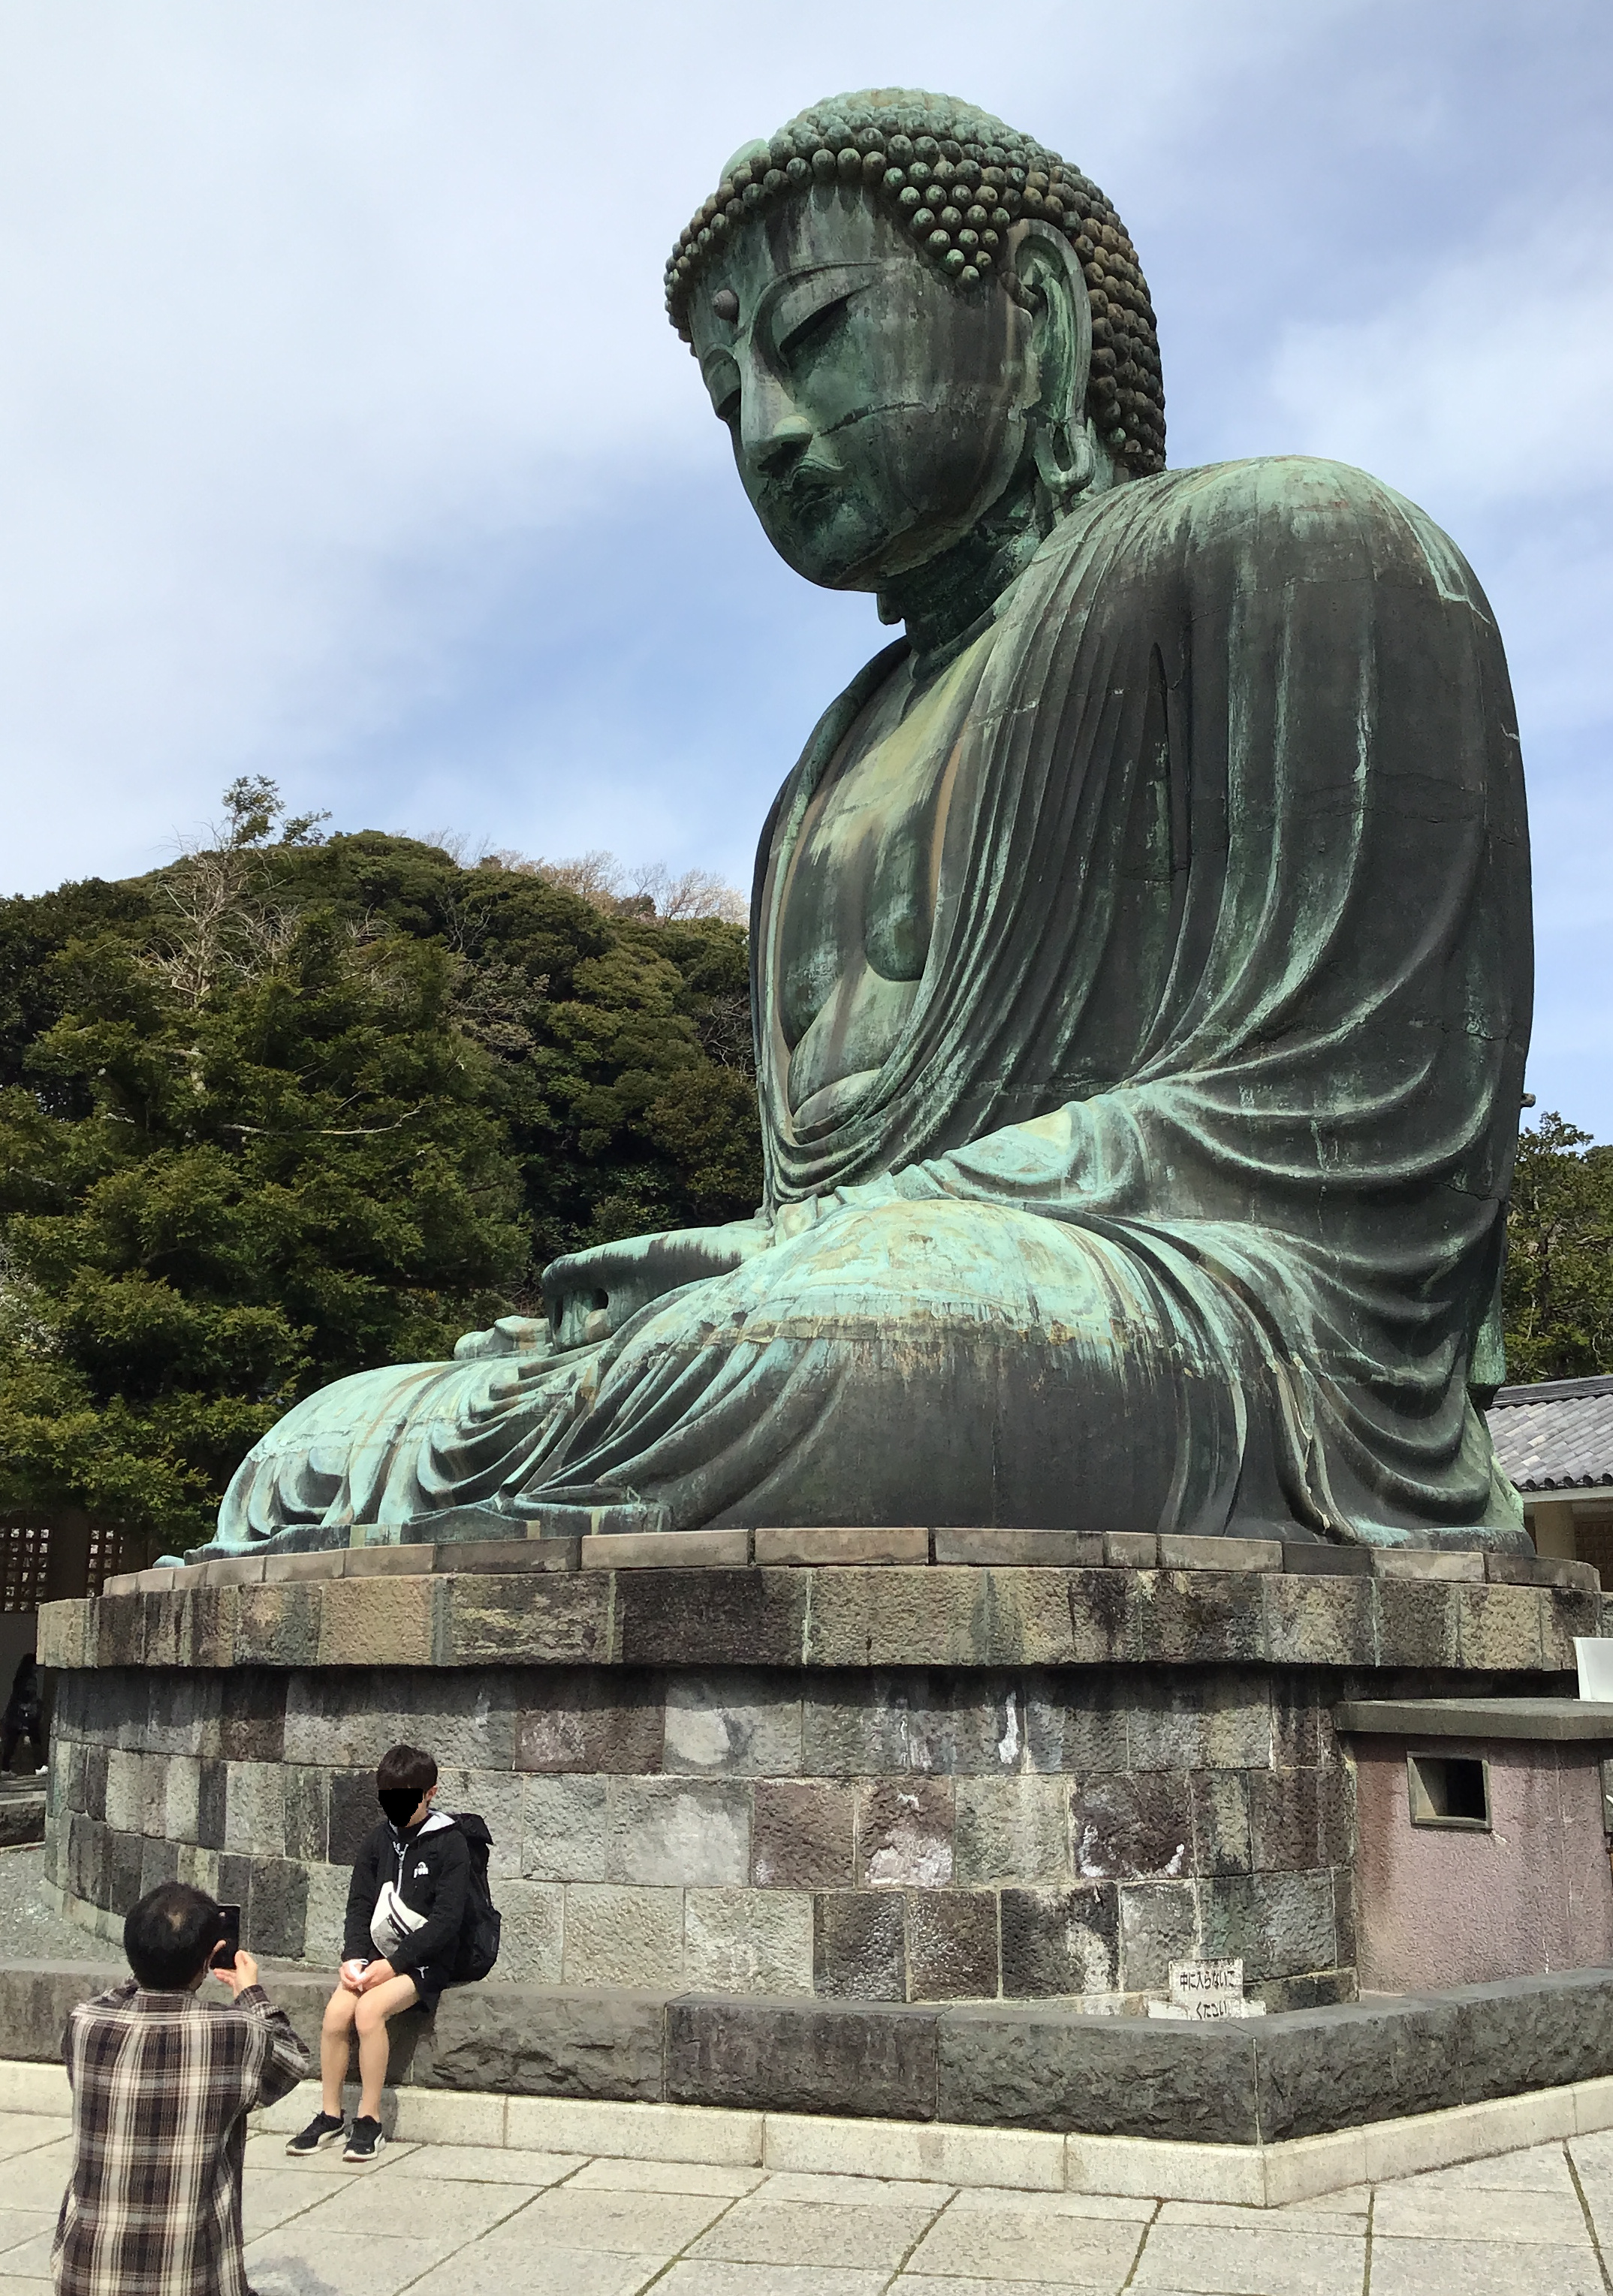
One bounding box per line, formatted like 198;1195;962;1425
210;1905;242;1970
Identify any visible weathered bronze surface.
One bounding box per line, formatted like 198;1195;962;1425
211;91;1532;1555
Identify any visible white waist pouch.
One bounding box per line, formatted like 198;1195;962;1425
370;1881;427;1961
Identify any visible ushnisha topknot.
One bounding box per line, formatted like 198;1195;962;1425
664;88;1165;478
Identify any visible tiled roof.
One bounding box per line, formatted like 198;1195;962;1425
1488;1374;1613;1492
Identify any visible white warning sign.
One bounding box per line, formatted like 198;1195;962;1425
1146;1958;1267;2020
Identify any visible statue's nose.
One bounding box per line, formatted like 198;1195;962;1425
752;414;815;480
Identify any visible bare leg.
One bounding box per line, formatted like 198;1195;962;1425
352;1975;422;2120
320;1985;358;2116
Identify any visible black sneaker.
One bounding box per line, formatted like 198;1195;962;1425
342;2115;386;2164
285;2111;346;2157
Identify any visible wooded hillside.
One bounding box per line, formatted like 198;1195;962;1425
0;788;760;1547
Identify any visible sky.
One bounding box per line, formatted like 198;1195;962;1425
1;1;1609;1126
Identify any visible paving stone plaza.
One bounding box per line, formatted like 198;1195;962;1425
8;2098;1613;2294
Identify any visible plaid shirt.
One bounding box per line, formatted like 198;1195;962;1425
54;1979;310;2296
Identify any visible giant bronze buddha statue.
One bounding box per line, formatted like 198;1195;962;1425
211;90;1532;1555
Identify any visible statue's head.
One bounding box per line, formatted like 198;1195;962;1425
667;91;1164;596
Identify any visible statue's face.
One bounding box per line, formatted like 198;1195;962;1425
689;191;1041;591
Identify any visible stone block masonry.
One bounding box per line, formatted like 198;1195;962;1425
44;1660;1368;2001
55;1550;1600;1680
36;1555;1593;2005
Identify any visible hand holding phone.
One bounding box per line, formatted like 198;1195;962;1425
210;1905;241;1971
212;1949;258;1997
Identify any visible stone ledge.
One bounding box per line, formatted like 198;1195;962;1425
47;1558;1599;1675
7;1957;1613;2149
1337;1697;1613;1741
105;1536;1596;1597
0;1785;46;1848
3;2044;1609;2205
755;1525;929;1567
583;1528;750;1571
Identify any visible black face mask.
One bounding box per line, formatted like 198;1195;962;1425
378;1788;421;1827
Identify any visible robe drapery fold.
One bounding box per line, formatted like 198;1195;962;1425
215;456;1533;1552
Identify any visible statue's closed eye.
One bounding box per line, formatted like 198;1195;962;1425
777;292;852;368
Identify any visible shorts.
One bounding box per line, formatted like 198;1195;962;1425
402;1963;460;2014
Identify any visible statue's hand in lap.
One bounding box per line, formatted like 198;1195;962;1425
451;1315;553;1362
541;1217;775;1350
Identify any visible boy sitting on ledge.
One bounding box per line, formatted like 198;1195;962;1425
287;1741;470;2165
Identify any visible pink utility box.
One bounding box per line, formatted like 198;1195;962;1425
1340;1698;1613;1993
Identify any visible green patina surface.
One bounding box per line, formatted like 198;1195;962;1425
202;89;1532;1558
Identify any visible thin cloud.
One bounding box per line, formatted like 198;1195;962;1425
1264;205;1613;511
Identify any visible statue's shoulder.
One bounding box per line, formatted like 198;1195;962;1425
1097;454;1476;596
1162;451;1437;520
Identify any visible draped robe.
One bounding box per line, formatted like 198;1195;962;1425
214;456;1533;1553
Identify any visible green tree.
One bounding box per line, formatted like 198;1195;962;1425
1503;1111;1613;1382
0;909;526;1546
0;795;762;1549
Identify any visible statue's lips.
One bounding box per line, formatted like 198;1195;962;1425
761;466;843;517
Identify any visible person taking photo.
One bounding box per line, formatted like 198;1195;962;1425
53;1881;309;2296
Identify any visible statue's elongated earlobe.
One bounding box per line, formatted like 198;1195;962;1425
1033;412;1096;508
1012;219;1095;511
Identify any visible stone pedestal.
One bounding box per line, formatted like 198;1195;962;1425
35;1537;1601;2012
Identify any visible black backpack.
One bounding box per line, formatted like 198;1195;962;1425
448;1812;501;1981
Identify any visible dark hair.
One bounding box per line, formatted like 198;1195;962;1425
125;1881;222;1990
375;1743;437;1796
665;86;1164;478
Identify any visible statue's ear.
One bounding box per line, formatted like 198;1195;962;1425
1009;221;1096;500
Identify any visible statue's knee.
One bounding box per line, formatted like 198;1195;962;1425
791;1198;1075;1326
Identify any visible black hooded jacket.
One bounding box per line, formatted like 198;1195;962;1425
341;1810;469;1976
